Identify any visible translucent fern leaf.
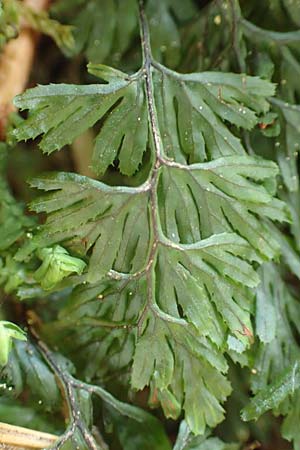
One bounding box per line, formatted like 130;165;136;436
13;67;148;176
12;5;290;434
13;64;275;175
132;315;231;434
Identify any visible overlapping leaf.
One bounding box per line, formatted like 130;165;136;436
52;0;138;63
230;12;300;192
52;0;197;67
242;361;300;421
146;0;197;68
241;263;300;449
0;145;33;251
275;102;300;192
267;45;300;192
13;66;148;176
253;264;300;391
13;63;275;173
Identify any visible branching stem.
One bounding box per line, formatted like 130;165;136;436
35;337;102;450
34;335;157;449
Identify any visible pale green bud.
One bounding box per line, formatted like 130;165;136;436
34;245;86;290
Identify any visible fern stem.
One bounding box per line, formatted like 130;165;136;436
136;0;166;331
138;0;163;161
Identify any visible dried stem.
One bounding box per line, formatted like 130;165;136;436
0;421;57;449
